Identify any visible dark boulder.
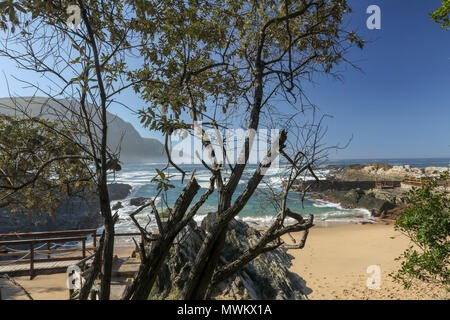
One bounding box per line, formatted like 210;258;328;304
108;183;133;201
129;197;149;207
112;202;123;211
311;188;396;217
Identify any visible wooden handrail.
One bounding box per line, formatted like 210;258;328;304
0;256;86;265
0;247;96;258
0;236;88;246
0;229;97;240
0;230;142;280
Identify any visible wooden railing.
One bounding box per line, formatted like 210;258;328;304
0;229;141;279
403;178;429;186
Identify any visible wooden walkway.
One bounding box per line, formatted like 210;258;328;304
0;260;79;277
0;229;141;280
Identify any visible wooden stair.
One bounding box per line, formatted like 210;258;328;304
108;256;141;300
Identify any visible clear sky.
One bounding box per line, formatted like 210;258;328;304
0;0;449;160
306;0;450;159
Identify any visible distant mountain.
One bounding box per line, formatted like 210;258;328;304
0;96;165;163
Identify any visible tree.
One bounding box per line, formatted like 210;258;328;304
122;0;363;300
0;0;141;299
0;114;93;212
391;174;449;291
431;0;450;30
1;0;364;301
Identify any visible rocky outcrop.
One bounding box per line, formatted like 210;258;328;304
367;189;410;205
0;183;132;234
336;164;448;181
150;218;309;300
109;184;133;201
310;189;396;217
112;202;124;211
291;180;377;192
129;197;149;207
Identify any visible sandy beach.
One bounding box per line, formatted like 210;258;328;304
283;222;449;300
1;224;448;300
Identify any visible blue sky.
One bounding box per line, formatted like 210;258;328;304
306;0;450;159
0;0;449;160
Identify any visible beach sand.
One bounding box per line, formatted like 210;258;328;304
283;222;449;300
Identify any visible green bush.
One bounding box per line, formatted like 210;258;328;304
391;173;449;291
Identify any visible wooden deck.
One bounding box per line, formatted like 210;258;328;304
0;260;79;277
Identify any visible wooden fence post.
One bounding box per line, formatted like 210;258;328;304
82;239;86;259
47;242;51;259
30;241;35;280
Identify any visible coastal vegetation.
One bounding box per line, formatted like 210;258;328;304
7;0;441;301
391;174;450;291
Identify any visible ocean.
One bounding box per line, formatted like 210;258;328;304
109;158;450;236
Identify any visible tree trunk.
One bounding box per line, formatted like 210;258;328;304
98;175;114;300
180;190;231;300
122;176;200;300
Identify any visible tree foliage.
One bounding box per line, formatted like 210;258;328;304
123;0;364;300
0;0;139;300
1;0;365;300
392;174;450;291
431;0;450;30
0;115;93;214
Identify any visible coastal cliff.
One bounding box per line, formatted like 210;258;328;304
0;97;166;163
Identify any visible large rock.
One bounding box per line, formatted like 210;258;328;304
367;189;410;205
150;218;309;300
310;189;396;217
129;197;149;207
109;184;133;201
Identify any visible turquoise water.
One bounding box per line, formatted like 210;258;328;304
109;163;368;233
109;158;450;233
